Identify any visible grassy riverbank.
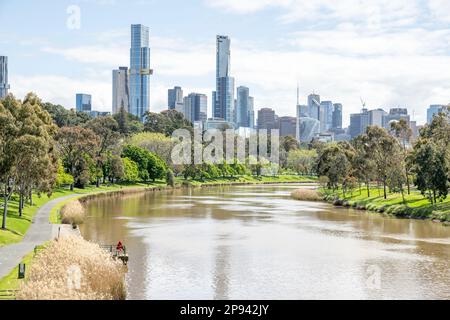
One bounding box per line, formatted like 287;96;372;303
321;187;450;223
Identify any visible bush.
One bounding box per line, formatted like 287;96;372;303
291;189;322;201
17;236;126;300
61;200;86;225
166;169;175;187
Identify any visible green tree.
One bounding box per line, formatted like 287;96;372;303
122;157;139;182
351;135;375;196
143;110;192;136
287;149;318;175
56;126;99;189
390;119;412;194
128;132;174;165
317;143;352;191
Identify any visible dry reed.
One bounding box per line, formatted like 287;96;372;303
16;236;126;300
61;200;86;225
291;188;322;201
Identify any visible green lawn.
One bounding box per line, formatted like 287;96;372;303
323;186;450;222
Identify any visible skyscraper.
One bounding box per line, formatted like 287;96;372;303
112;66;130;114
349;109;369;138
130;24;151;119
368;108;386;127
308;94;321;120
0;56;10;99
213;35;235;123
384;108;410;129
319;101;333;133
257;108;278;130
248;96;255;128
168;86;183;110
427;105;444;124
183;93;207;123
236;86;254;128
76;94;92;112
332;103;343;130
279;116;297;137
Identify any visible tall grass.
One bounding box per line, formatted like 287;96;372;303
16;236;126;300
291;188;322;201
61;200;86;225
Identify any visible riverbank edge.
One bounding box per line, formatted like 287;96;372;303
292;188;449;225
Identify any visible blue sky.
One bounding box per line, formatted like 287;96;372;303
1;0;450;125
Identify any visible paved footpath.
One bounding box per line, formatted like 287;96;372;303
0;194;80;280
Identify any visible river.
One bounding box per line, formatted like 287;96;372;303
80;184;450;300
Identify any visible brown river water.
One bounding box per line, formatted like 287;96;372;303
80;184;450;300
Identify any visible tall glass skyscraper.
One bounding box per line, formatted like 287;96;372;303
183;93;207;123
0;56;10;99
130;24;151;119
168;86;183;110
213;35;235;123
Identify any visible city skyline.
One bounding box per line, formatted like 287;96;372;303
1;0;450;125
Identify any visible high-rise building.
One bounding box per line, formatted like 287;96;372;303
257;108;278;130
248;96;255;129
368;108;386;127
298;117;320;143
279;116;297;137
0;56;9;99
183;93;207;123
76;94;92;112
129;24;151;119
349;109;369;138
384;108;410;129
427;105;444;124
213;35;235;123
236;86;254;128
308;94;321;120
168;86;183;110
112;66;130;114
319;101;333;133
332;103;342;130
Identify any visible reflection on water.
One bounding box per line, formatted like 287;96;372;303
80;184;450;300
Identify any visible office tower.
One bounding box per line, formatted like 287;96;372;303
168;86;183;110
319;101;333;133
213;35;235;123
298;117;320;143
76;94;92;112
332;103;343;130
0;56;9;98
384;108;410;129
349;109;369;138
248;96;255;128
237;86;254;128
130;24;151;119
308;94;321;120
367;108;386;127
279;116;297;137
183;93;207;123
427;105;444;124
257;108;278;130
112;67;130;114
297;105;308;118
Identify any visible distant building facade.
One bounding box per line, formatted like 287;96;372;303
427;105;445;124
279;116;297;137
0;56;10;98
183;93;207;123
257;108;278;130
349;109;369;138
76;94;92;112
168;86;183;110
112;66;130;114
332;103;342;130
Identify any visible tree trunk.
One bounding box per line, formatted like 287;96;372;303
96;177;100;188
19;191;23;217
2;188;7;230
366;180;370;197
383;179;387;200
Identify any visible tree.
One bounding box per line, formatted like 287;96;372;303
390;119;412;194
351;135;375;196
122;144;166;182
287;149;317;175
85;116;120;187
412;139;449;204
316;143;352;191
56;160;74;187
56;126;99;189
122;157;139;182
166;169;175;187
0;93;58;227
143;110;192;136
147;152;167;182
366;126;401;199
128;132;174;165
42;102;92;127
104;155;124;183
113;106;143;136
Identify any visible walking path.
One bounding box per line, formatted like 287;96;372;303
0;194;80;280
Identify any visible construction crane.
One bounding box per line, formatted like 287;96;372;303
360;97;366;109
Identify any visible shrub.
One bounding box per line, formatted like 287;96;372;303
291;189;322;201
16;236;126;300
166;169;175;187
61;200;86;225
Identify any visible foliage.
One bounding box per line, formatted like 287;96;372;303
287;149;317;175
128;132;174;165
143;109;192;136
121;157;139;182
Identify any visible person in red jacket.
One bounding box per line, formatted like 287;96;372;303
116;241;124;253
